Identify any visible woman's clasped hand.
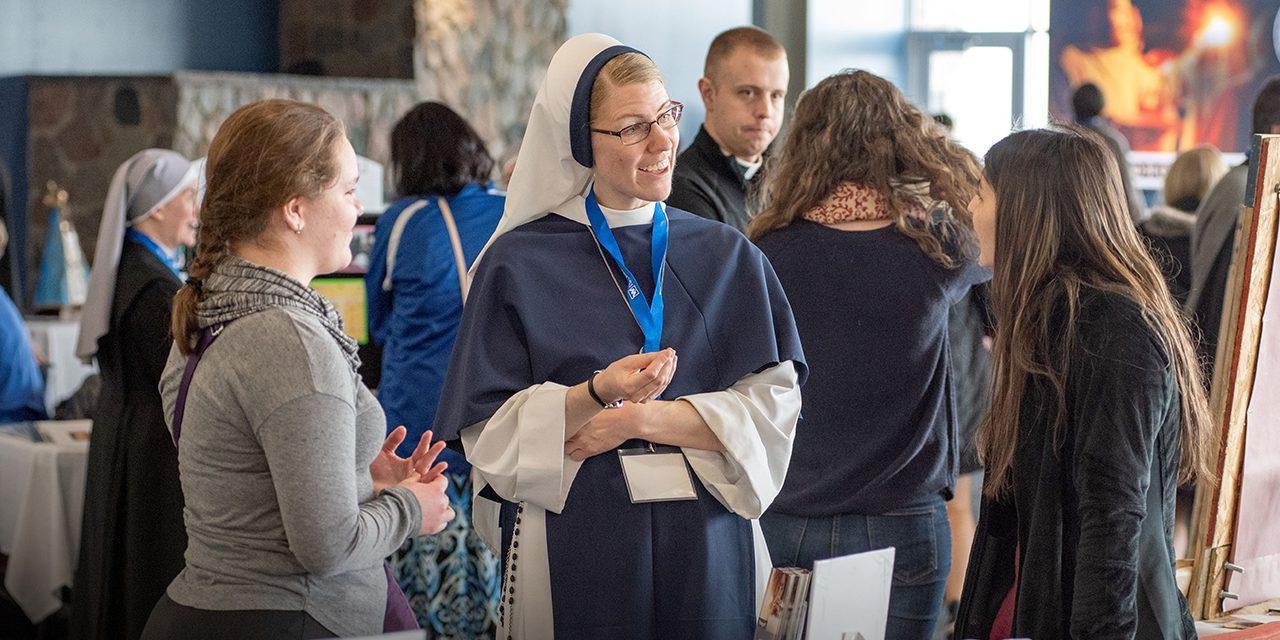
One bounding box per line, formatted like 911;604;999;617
372;427;455;535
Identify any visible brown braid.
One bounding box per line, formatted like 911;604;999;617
171;99;346;353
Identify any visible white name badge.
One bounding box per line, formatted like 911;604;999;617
617;448;698;503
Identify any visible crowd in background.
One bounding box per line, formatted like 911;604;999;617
2;21;1274;640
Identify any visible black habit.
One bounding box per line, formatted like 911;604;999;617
955;291;1194;639
668;125;761;231
70;240;186;640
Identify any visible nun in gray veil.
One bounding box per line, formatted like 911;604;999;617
71;149;199;640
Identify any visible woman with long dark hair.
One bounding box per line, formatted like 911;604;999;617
365;101;504;637
956;126;1214;638
750;69;989;638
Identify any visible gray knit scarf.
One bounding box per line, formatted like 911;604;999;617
196;255;360;371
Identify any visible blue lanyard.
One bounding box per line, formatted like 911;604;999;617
584;190;667;353
125;228;178;276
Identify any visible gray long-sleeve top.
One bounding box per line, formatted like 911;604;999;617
158;306;421;637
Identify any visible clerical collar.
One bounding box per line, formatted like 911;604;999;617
706;127;762;181
734;156;762;181
556;195;654;228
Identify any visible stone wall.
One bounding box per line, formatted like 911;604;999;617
23;76;177;274
20;1;571;280
279;0;415;79
266;0;570;157
413;0;568;154
24;71;417;268
171;71;418;170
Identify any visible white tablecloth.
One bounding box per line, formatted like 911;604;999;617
24;317;97;415
0;421;90;623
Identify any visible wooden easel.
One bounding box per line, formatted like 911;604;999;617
1187;134;1280;619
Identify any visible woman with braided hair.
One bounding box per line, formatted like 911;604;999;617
140;99;455;639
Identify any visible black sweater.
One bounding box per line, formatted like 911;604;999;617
71;241;186;640
956;291;1194;639
668;125;758;231
756;220;989;515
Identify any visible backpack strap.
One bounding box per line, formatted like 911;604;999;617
381;199;431;292
170;321;227;448
436;196;472;304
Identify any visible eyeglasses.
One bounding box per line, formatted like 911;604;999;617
590;102;684;146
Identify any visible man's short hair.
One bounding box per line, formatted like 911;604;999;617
1252;76;1280;135
1071;83;1105;121
703;26;785;80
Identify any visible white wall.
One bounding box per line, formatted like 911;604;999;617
806;0;909;88
567;1;755;147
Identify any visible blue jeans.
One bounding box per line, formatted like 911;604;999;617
759;497;951;640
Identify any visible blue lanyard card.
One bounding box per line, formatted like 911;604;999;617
585;190;667;353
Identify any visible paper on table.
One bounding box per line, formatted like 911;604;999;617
805;547;895;640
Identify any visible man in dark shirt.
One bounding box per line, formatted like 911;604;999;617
1072;83;1146;224
1187;76;1280;380
668;26;788;231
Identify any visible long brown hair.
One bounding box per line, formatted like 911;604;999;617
171;99;346;354
978;126;1214;498
747;69;980;268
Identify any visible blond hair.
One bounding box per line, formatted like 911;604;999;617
1163;145;1227;209
704;26;785;80
589;52;663;123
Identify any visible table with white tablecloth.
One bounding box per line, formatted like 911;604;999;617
0;420;90;623
24;317;97;415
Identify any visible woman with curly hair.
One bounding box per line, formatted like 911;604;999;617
751;69;989;638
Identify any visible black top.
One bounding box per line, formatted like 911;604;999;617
1186;162;1249;381
71;240;186;640
668;125;760;231
755;220;989;516
1193;227;1235;371
950;284;993;475
956;291;1194;639
1142;234;1192;306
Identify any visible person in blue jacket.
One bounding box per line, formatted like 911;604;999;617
365;101;505;638
0;215;47;423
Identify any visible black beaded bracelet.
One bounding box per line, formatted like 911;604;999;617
587;371;610;408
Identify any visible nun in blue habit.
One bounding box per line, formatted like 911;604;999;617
432;34;807;639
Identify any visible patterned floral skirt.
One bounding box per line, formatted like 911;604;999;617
389;471;501;639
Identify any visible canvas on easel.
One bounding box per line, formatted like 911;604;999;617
1187;133;1280;619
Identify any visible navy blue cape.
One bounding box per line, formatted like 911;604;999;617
434;206;806;437
432;206;806;638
